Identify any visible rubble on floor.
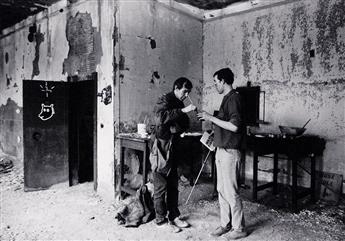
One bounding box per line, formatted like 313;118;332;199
1;161;345;241
0;156;14;174
0;156;23;191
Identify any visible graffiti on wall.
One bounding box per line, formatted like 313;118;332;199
38;82;55;121
38;103;55;121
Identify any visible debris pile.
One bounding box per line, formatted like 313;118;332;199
286;200;345;240
0;156;13;174
0;156;23;191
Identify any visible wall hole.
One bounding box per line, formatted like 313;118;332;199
150;39;156;49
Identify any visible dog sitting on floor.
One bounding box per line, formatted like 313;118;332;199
115;182;155;227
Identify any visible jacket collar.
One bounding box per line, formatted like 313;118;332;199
224;89;236;99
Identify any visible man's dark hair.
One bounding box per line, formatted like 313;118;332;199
173;77;193;91
213;68;234;85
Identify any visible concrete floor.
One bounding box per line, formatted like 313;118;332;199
1;160;345;241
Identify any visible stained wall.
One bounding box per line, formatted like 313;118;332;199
3;0;342;198
0;0;116;199
117;1;203;132
111;0;203;193
203;0;345;189
0;0;203;199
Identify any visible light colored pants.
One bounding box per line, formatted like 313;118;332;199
215;147;245;230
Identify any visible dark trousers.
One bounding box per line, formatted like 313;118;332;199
153;168;180;222
173;137;191;178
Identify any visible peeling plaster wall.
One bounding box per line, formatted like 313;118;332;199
112;1;203;193
93;0;115;200
203;0;345;190
0;0;70;160
0;0;115;199
0;99;22;157
117;0;203;133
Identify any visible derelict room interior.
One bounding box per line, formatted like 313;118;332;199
0;0;344;240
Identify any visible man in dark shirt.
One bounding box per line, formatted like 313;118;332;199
151;77;196;232
197;68;247;240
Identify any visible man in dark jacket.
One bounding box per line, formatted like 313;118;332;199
151;77;196;232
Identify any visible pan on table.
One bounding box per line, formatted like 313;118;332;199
278;125;306;136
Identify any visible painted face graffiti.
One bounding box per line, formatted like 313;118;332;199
38;103;55;121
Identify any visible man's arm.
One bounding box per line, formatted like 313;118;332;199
197;112;239;132
155;95;195;125
155;95;182;125
197;95;242;133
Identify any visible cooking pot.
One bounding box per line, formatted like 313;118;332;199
279;125;306;136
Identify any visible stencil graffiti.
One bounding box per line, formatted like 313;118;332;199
40;82;55;98
38;103;55;121
38;82;56;121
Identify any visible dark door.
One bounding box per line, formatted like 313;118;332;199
23;80;69;191
236;86;260;126
69;75;97;186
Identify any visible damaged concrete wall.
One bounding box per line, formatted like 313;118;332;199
203;0;345;190
112;0;203;193
0;4;69;160
117;0;203;133
0;0;115;199
93;0;115;200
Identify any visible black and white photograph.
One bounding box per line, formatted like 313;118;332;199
0;0;344;240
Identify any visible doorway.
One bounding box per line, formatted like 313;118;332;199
23;73;97;191
69;74;97;186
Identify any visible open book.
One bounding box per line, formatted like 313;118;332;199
200;131;215;151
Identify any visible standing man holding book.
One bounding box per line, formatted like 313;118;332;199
197;68;247;240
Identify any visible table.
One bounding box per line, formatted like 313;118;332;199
247;134;325;212
117;134;150;198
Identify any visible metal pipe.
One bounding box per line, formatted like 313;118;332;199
185;149;212;205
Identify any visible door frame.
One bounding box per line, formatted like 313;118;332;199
92;72;98;191
68;72;98;189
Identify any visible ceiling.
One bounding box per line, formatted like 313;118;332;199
0;0;244;31
0;0;61;31
177;0;245;10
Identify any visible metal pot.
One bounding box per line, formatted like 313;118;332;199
279;125;306;136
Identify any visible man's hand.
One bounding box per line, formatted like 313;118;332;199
170;126;177;133
197;111;212;121
198;111;239;132
182;104;197;113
